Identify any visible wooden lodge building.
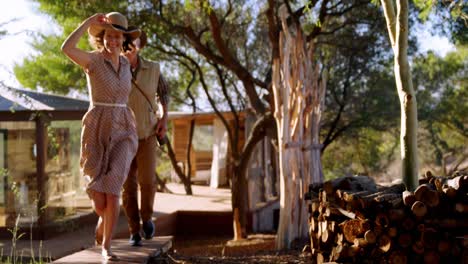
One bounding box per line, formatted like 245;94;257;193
168;111;280;232
0;87;279;239
0;87;88;239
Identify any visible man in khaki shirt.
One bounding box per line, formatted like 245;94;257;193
123;29;169;246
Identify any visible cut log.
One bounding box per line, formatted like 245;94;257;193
321;223;329;243
411;201;428;217
461;235;468;248
362;183;406;200
310;217;316;232
388;208;405;222
402;217;416;231
373;224;384;236
425;218;468;229
323;181;334;196
388;197;403;208
328;221;336;234
425;170;434;180
402;190;416;207
311;201;320;214
414;184;439;207
387;227;398;238
423;251;440;264
340;219;367;243
455;203;468;214
378;234;391;253
364;230;377;244
354;237;368;248
341;245;358;258
412;240;425;255
335;207;356;219
316;252;324;264
342;190;373;202
389;250;408;264
437;240;451;255
446;175;467;191
335;233;343;244
375;213;389;227
373;193;403;208
319;189;327;203
414;184;431;200
329;244;342;262
421;227;438;249
432;176;446;192
442;185;457;199
398;233;412;248
306;177;468;263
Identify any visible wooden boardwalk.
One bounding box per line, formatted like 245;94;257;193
52;236;172;264
0;183;232;263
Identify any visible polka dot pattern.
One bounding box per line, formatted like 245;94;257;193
80;52;138;197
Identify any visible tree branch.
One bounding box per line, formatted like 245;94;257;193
306;0;330;42
380;0;397;47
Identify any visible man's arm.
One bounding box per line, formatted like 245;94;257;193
155;74;169;138
157;74;170;114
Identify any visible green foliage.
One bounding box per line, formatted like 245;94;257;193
323;45;467;179
15;0;467;181
184;0;213;14
318;3;401;152
13;0;130;93
414;0;437;20
0;168;7;178
412;1;467;45
413;46;467;171
322;129;398;180
14;34;87;93
1;215;51;264
414;47;467;134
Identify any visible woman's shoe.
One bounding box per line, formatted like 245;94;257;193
102;249;119;261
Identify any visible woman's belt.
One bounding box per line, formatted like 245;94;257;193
91;101;127;107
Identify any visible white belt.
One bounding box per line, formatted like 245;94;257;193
92;102;127;107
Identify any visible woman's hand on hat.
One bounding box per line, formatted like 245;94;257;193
88;13;108;27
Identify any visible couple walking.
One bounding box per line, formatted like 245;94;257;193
61;12;169;260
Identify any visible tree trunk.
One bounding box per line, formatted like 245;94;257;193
381;0;419;191
165;137;193;195
273;6;326;249
231;163;249;239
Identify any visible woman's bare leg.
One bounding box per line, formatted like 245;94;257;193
102;193;120;257
90;191;106;244
91;191;106;216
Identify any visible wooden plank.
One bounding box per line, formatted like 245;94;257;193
52;236;172;264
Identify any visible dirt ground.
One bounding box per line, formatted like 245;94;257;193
149;234;312;263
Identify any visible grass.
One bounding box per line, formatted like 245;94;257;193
0;215;52;264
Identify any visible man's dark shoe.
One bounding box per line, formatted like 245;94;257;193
142;220;155;239
129;233;142;246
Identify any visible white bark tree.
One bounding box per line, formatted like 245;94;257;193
381;0;419;190
272;6;327;249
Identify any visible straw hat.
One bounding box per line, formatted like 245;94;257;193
127;25;148;48
88;12;140;40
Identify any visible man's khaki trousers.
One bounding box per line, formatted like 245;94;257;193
122;135;157;235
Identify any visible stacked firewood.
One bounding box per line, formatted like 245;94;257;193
305;171;467;263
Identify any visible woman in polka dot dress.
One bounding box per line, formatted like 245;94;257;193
61;12;139;260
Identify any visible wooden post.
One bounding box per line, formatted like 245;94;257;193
35;113;48;240
274;5;326;249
